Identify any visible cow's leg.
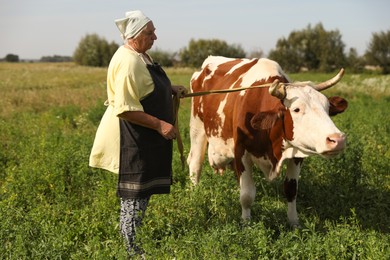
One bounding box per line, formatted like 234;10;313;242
284;158;303;227
187;117;208;185
239;153;255;220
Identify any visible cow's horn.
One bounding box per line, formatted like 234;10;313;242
313;68;345;91
269;79;286;99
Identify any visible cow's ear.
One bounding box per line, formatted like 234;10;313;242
250;111;279;130
328;96;348;116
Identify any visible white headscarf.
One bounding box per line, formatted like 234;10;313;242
115;10;151;40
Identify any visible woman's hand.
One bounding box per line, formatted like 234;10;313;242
172;85;188;98
157;120;177;140
118;111;177;140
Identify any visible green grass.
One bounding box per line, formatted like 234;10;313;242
0;63;389;259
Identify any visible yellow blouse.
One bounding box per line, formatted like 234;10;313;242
89;46;154;173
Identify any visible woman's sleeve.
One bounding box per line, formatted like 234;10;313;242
114;66;144;116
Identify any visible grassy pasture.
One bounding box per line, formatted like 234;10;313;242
0;62;389;259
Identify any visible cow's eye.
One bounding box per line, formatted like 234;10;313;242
293;108;300;113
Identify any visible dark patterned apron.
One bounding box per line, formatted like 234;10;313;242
117;62;174;198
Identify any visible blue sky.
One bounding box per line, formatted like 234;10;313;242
1;0;389;59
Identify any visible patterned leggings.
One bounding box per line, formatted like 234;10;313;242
120;197;150;255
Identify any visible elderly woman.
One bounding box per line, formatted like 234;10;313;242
89;10;187;256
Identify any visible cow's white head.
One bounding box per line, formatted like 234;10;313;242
269;69;348;157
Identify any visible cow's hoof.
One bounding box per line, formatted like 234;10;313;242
289;222;302;229
240;217;252;228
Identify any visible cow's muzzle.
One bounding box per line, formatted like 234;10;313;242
322;133;346;157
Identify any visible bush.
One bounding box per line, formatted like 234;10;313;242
365;30;390;74
179;39;246;68
5;54;19;62
269;23;347;72
73;34;118;67
148;49;175;67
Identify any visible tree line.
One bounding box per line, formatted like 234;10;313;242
3;23;390;74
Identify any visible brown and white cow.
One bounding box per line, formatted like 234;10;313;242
187;56;348;226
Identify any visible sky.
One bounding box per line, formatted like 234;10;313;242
1;0;389;60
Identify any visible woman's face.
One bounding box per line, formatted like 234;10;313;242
132;21;157;53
